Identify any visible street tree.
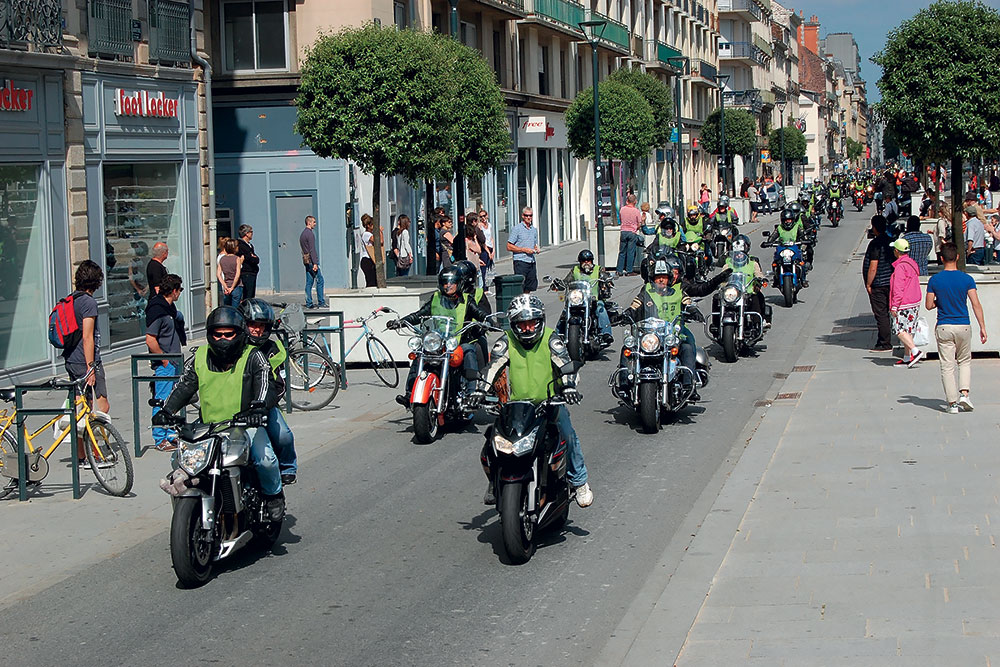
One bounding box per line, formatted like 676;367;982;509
295;25;458;287
768;125;806;160
873;0;1000;266
608;67;674;148
846;137;865;163
700;108;757;157
567;81;657;162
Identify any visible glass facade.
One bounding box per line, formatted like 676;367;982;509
0;165;46;369
103;163;181;345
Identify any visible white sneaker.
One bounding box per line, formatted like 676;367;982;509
958;395;975;412
574;482;593;508
946;402;960;414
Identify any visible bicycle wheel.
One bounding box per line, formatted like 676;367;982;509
0;430;17;499
366;336;399;388
86;416;134;497
287;349;341;410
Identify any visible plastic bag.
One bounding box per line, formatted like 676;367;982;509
913;317;930;347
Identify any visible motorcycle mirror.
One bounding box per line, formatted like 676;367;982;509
542;276;552;283
149;398;164;408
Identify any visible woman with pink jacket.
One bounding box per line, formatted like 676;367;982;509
889;237;924;367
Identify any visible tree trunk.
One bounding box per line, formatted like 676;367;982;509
952;156;966;271
453;174;467;261
372;173;387;288
425;180;437;275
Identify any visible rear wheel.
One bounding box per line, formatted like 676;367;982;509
412;403;439;444
782;275;794;308
287;349;340;410
721;323;738;363
639;382;660;434
366;336;399;388
500;482;534;564
170;497;216;587
86;416;133;497
0;430;18;499
567;323;584;363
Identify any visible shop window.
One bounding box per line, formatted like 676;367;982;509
222;0;288;72
103;163;182;346
0;165;47;370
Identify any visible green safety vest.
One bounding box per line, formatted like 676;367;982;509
685;217;705;239
657;230;681;248
777;221;802;244
430;292;467;329
714;209;735;225
194;345;253;423
506;327;554;404
571;264;601;291
265;339;287;377
645;283;684;322
474;287;485;305
726;257;756;284
829;188;841;199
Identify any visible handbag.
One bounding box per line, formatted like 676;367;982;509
913;317;930;347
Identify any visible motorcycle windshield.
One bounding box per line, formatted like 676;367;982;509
637;317;667;336
727;272;752;292
499;401;545;439
420;316;457;338
565;281;592;306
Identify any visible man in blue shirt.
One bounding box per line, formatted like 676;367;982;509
507;207;540;293
926;242;988;413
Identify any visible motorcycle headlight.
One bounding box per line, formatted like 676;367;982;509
407;336;422;351
780;249;795;261
494;428;538;457
691;243;700;251
568;289;585;306
445;336;459;353
177;440;212;476
640;333;661;353
422;331;444;353
723;286;741;303
623;334;636;349
664;331;680;348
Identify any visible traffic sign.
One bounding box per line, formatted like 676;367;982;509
670;127;679;143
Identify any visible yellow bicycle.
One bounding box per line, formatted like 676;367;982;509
0;371;133;499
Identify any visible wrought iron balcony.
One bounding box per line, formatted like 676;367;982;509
89;0;134;59
0;0;63;49
723;88;765;113
149;0;190;65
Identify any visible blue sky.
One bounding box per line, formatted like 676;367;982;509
786;0;1000;102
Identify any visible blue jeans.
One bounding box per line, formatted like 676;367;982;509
151;362;177;446
557;301;612;338
969;247;985;265
267;407;297;476
616;231;640;273
555;405;587;487
222;285;243;307
250;426;283;495
305;266;326;307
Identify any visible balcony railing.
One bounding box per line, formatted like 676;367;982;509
719;41;753;59
89;0;134;59
586;10;630;51
484;0;526;13
695;59;717;82
723;89;766;113
656;40;682;65
149;0;189;65
753;33;773;58
718;0;762;21
531;0;585;29
0;0;63;49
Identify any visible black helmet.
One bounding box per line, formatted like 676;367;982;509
206;306;248;366
239;299;276;346
780;208;797;230
788;202;803;218
659;218;677;234
577;248;595;265
438;266;462;294
507;294;546;347
454;260;478;294
732;234;751;253
648;248;681;285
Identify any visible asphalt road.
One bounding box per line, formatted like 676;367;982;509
0;208;871;667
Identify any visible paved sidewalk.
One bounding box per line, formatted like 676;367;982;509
607;231;1000;664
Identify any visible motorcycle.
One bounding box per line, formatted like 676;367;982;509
157;410;283;587
677;233;710;281
398;316;485;443
711;223;736;267
762;236;809;307
708;273;767;363
864;184;875;203
610;310;711;434
480;393;574;564
827;197;843;227
853;189;866;212
548;276;616;363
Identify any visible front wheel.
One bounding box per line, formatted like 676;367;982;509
412;403;439;444
500;482;535;565
366;336;399;388
721;323;738;363
782;274;794;308
171;497;216;587
86;416;133;497
287;349;341;410
638;382;660;434
567;323;584;363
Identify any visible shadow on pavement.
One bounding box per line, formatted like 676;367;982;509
816;314;877;350
461;507;589;566
897;394;946;412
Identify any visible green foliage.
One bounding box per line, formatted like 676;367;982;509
566;81;657;161
846;137;865;161
768;125;807;160
872;0;1000;161
608;67;674;147
701;108;757;157
882;129;901;160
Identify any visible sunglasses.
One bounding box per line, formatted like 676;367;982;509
523;214;533;218
210;330;240;340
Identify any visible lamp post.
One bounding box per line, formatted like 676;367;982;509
667;56;689;214
579;18;608;266
776;98;787;187
713;74;730;196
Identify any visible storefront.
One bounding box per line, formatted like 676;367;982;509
0;70;68;374
82;73;204;350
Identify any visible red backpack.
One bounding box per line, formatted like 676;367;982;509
48;292;82;351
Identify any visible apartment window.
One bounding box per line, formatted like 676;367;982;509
460;21;477;49
493;30;504;87
539;45;550;96
393;1;408;29
559;49;567;98
518;38;526;91
222;1;288;72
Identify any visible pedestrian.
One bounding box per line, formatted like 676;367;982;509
739;177;751;198
747;180;760;224
439;216;455;269
864;215;895;351
926;242;988;413
616;193;642;276
359;213;378;287
217;237;243;306
299;215;326;309
64;260;109;466
699;183;711;215
964;203;987;265
216;237;229;305
146;241;168;296
236;224;259;301
888;238;924;367
465;219;484;287
478;209;495;291
145;273;185;451
392;215;413;277
507;207;540;293
901;215;933;276
640;201;654;233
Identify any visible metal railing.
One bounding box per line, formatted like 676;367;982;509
585;10;630;51
0;0;63;49
12;382;80;501
129;354;185;458
718;0;762;21
149;0;190;64
695;59;717;82
88;0;133;59
531;0;585;29
719;41;754;60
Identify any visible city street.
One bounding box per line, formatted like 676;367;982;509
2;209;880;665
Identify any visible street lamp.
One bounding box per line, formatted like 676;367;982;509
713;74;730;196
776;98;787;188
667;56;689;214
579;18;608;266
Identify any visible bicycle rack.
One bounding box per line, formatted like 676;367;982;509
129;354;186;458
301;310;349;388
11;382;81;501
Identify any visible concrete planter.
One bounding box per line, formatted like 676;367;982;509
729;197;751;224
915;266;1000;354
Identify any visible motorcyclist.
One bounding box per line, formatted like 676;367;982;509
470;295;592;508
153;306;284;520
709;195;740;229
559;248;613;346
240;298;298;486
456;259;492;366
725;235;770;328
827;178;844;220
764;209;810;287
617;248;730;402
390;266;490;407
683;203;714;267
647;208;683;254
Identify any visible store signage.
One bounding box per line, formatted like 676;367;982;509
523;116;546;133
115;89;179;119
518;114;565;148
0;80;33;111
